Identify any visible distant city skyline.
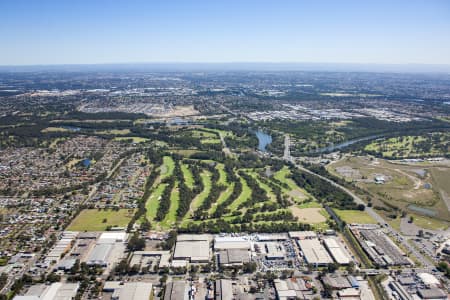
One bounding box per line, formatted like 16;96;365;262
1;0;450;66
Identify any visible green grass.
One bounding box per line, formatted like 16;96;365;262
160;183;180;229
274;166;295;190
211;183;235;214
216;163;228;185
181;163;194;189
248;171;277;202
409;213;449;231
95;129;131;135
334;209;377;224
146;183;167;220
185;170;212;220
274;166;310;202
160;156;175;180
68;209;134;231
364;134;449;158
228;176;251;211
113;136;149;143
42;126;70;133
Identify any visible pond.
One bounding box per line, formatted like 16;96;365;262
255;130;272;152
81;158;91;168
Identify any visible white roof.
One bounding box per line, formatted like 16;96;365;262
418;273;440;286
323;238;351;264
173;240;210;261
298;239;333;265
289;231;317;239
99;232;127;242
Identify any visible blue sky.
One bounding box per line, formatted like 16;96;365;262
0;0;449;65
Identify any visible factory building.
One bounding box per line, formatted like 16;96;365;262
297;238;333;266
14;282;79;300
173;235;211;263
323;237;351;265
214;236;251;251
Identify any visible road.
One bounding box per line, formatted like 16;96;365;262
283;134;291;161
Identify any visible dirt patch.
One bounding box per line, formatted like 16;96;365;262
288;189;307;200
290;207;326;224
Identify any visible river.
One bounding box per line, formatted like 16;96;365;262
314;134;382;153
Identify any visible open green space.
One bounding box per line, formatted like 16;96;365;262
211;182;235;214
216;163;228;185
160;183;180;229
67;209;134;231
113;136;149;143
160;156;175;179
409;213;449;231
184;170;212;221
181;163;194;189
228;176;251;211
328;156;449;220
95;129;131;135
334;209;377;224
145;183;167;221
364;133;450;158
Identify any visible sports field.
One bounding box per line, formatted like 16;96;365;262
67;209;134;231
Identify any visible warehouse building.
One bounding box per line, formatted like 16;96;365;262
288;231;317;240
214;236;251;250
215;279;233;300
173;236;210;263
14;282;79;300
164;281;189;300
86;231;127;267
298;238;333;266
217;249;250;266
264;242;285;260
129;250;170;269
103;282;153;300
44;231;79;265
323;238;351;265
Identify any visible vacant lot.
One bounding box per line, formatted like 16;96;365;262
328;156;448;221
68;209;134;231
291;206;327;224
334;209;377;224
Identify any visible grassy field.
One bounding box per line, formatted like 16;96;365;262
181;163;194;189
247;171;277;203
68;209;134;231
216;164;228;185
274;166;309;202
42;126;70;133
160;156;175;180
334;209;377;224
160;183;180;229
409;213;449;231
95;129;131;135
364;134;449;158
328;156;448;221
145;183;167;220
228;176;251;211
211;183;235;214
113;136;149;143
186;171;212;219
